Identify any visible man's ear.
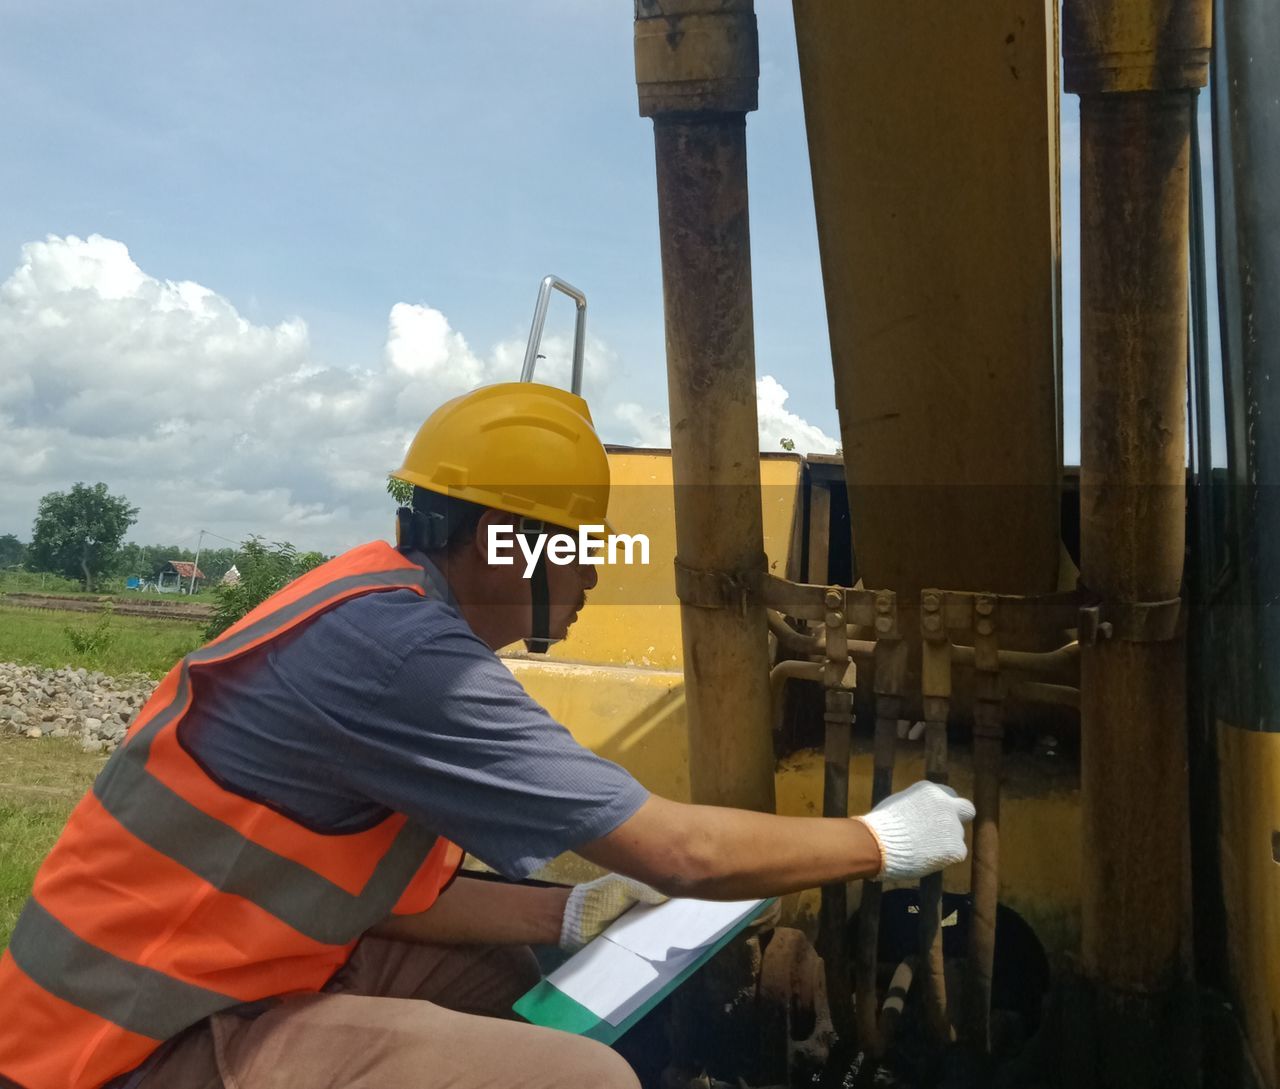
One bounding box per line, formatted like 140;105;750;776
472;509;518;566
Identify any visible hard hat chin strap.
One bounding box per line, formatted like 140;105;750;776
521;520;556;655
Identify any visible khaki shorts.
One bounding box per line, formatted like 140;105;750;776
137;938;639;1089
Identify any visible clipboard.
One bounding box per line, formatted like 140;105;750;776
514;897;774;1045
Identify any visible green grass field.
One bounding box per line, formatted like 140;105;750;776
0;607;204;949
0;736;107;947
0;605;205;679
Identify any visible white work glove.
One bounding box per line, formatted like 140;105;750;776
855;780;976;880
559;874;668;952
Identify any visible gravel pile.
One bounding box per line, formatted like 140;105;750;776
0;662;156;754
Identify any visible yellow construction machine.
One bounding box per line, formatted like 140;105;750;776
505;2;1279;1086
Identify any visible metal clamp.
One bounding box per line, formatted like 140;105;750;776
1079;595;1182;644
674;556;764;614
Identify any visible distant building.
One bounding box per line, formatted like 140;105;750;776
158;560;207;593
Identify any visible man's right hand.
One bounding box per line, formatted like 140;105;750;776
579;781;975;901
854;781;976;880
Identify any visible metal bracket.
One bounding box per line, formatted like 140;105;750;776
920;590;953;712
823;586;850;691
872;591;909;699
673;556;763;614
1079;595;1182;644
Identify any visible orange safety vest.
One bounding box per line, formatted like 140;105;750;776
0;542;464;1089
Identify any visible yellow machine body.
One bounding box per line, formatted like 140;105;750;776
1218;724;1280;1086
792;0;1063;602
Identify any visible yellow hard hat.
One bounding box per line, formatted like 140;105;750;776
392;382;611;532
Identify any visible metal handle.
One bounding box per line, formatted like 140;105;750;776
520;275;587;396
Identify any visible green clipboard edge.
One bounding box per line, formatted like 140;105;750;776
513;899;777;1045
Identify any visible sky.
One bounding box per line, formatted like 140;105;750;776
0;3;1219;555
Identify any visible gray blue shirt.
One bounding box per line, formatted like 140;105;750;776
180;549;650;880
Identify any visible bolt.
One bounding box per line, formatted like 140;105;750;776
825;589;843;610
976;618;994;636
826;612;843;629
976;598;994;616
922;592;941;612
876;594;893;615
923;614;942;633
875;616;893;634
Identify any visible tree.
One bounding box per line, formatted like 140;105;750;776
0;534;25;568
386;475;413;506
205;538;327;638
28;483;138;592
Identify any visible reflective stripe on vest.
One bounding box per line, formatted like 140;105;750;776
0;542;463;1089
8;900;237;1042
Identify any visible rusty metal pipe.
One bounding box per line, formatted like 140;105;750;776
962;600;1003;1054
637;2;775;813
1065;0;1209;1077
919;597;953;1047
857;622;907;1058
770;604;1079;680
1077;89;1195;1073
965;718;1002;1053
918;721;951;1047
855;702;899;1056
768;641;1079;716
1009;680;1080;709
767;609;822;656
769;658;824;724
820;590;854;1035
951;641;1079;679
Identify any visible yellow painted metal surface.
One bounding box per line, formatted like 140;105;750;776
508;659;690;802
792;0;1062;600
538;449;803;671
1217;724;1280;1089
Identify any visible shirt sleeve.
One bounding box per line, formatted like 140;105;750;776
327;619;651;880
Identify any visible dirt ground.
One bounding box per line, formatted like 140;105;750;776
2;592;213;622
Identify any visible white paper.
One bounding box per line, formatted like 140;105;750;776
603;897;764;960
546;935;660;1021
545;897;766;1026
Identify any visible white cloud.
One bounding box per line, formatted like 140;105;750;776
612;375;839;457
612;401;671;448
754;374;840;455
0;234;836;555
0;234;615;552
386;302;484;384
